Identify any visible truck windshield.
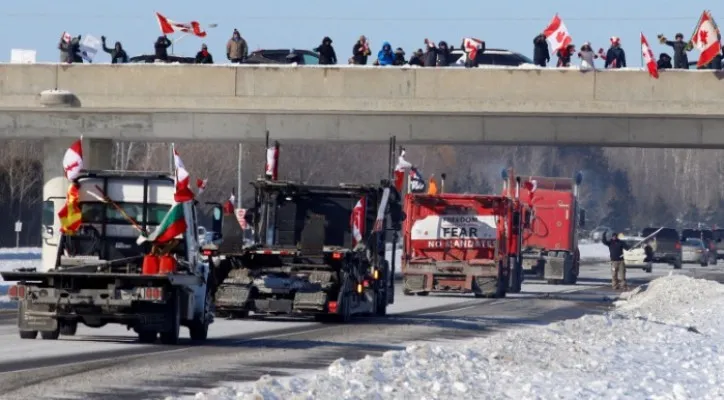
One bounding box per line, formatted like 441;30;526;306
81;202;171;225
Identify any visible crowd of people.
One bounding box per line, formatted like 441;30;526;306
57;28;724;70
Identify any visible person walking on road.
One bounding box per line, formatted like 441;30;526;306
602;231;631;290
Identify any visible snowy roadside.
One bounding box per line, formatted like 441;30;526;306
183;275;724;400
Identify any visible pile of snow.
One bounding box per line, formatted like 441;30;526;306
186;275;724;400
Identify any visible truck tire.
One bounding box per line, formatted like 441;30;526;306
509;259;523;293
673;258;682;270
138;330;157;343
59;321;78;336
189;288;212;341
403;289;414;296
19;330;38;340
40;328;60;340
160;291;181;345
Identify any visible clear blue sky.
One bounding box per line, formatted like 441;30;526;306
1;1;721;66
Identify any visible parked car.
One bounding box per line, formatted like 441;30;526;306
681;238;709;266
620;235;653;273
590;225;612;242
640;227;682;269
246;49;320;65
681;229;717;265
714;228;724;259
128;55;195;64
448;48;536;67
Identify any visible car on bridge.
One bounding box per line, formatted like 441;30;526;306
246;49;320;65
448;48;536;67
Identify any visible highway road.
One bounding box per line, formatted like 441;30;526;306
0;262;722;400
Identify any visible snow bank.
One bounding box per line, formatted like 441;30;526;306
186;275;724;400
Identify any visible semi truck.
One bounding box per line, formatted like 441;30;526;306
2;170;220;344
210;178;403;322
401;174;530;298
508;169;585;285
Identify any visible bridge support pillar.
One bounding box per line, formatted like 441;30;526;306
40;138;113;272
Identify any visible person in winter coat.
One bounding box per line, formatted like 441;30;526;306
602;37;626;69
657;53;673;69
377;42;394;65
154;35;172;62
70;35;83;63
657;33;691;69
314;36;337;65
533;33;550;67
577;42;597;69
423;39;437;67
101;36;128;64
602;231;631;290
436;41;451;66
556;44;575;67
393;48;406;65
351;35;371;65
226;29;248;63
58;34;72;63
408;49;424;66
195;44;214;64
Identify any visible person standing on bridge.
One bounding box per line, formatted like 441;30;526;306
657;33;691;69
154;35;172;62
533;33;550;67
601;37;626;69
195;44;214;64
314;36;337;65
226;29;248;63
101;36;128;64
351;35;371;65
602;231;630;290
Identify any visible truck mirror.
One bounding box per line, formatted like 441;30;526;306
579;209;586;228
211;205;223;237
42;200;55;227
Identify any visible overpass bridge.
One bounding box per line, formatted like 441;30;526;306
0;63;722;211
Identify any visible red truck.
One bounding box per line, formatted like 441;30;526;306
401;175;529;298
505;169;585;285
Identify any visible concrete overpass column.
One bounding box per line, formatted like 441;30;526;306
41;138;113;272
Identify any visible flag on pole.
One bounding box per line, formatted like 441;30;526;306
173;147;195;203
196;178;208;195
543;14;573;52
393;149;412;193
265;141;280;181
350;197;366;246
691;10;722;67
137;203;187;245
640;33;659;79
63;138;84;181
155;12;207;37
58;183;82;234
427;175;438;195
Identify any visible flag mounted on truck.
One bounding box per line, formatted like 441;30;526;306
137;203;187;245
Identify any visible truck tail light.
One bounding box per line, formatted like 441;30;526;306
331;252;343;260
675;241;681;250
202;249;216;256
327;301;338;314
137;287;164;300
8;285;25;300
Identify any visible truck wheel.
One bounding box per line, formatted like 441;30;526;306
59;321;78;336
40;328;60;340
19;330;38;340
403;289;414;296
189;290;212;341
138;330;157;343
645;265;653;273
673;259;682;270
416;292;429;296
160;292;181;345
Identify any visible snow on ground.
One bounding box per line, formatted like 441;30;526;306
579;241;609;262
186;275;724;400
0;247;40;285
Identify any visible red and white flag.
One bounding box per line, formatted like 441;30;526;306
155;12;207;38
265;141;280;181
393;149;412;193
223;192;235;214
350;197;366;246
196;178;208;195
640;33;659;79
463;37;484;61
62;137;84;181
173;147;195;203
524;179;538;202
691;11;721;68
543;14;572;52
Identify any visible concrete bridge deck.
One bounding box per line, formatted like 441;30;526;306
1;64;723;147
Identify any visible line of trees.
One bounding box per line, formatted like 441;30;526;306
0;139;721;247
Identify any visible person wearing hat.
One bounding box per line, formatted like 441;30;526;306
578;41;598;69
195;43;214;64
601;36;626;69
226;29;248;63
657;32;692;69
393;47;406;65
657;53;673;69
408;48;424;66
314;36;337;65
602;231;631;290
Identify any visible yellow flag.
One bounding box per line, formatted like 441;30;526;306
427;176;438;195
58;184;82;234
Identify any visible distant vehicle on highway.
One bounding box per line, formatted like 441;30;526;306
681;238;710;266
714;228;724;259
681;229;717;265
449;48;536;67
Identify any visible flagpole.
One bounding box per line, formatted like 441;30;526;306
237;142;243;209
169;143;174;173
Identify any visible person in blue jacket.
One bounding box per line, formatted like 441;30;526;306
377;42;394;66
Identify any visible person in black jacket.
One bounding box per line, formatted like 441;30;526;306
602;231;631;290
351;35;370;65
657;33;691;69
315;36;337;65
533;33;550;67
423;39;437;67
154;35;172;62
408;49;424;66
436;41;451;66
195;44;214;64
657;53;673;70
101;36;128;64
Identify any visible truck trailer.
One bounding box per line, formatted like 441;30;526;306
2;171;219;344
401;174;530;297
507;169;585;285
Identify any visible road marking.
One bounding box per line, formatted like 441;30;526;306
420;304;478;316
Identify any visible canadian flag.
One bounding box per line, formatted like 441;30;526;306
155;12;207;38
223;192;235;215
691;11;721;68
173;147;195;203
350;197;366;246
463;37;485;61
543;14;572;52
523;179;538;202
393;149;412;193
63;138;84;181
640;33;659;79
196;178;208;195
265;141;280;181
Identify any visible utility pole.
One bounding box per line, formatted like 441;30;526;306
237;142;243;208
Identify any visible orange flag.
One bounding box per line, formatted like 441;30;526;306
427;175;438;195
58;183;82;234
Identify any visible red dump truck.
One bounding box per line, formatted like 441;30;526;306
401;175;530;297
505;169;586;285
